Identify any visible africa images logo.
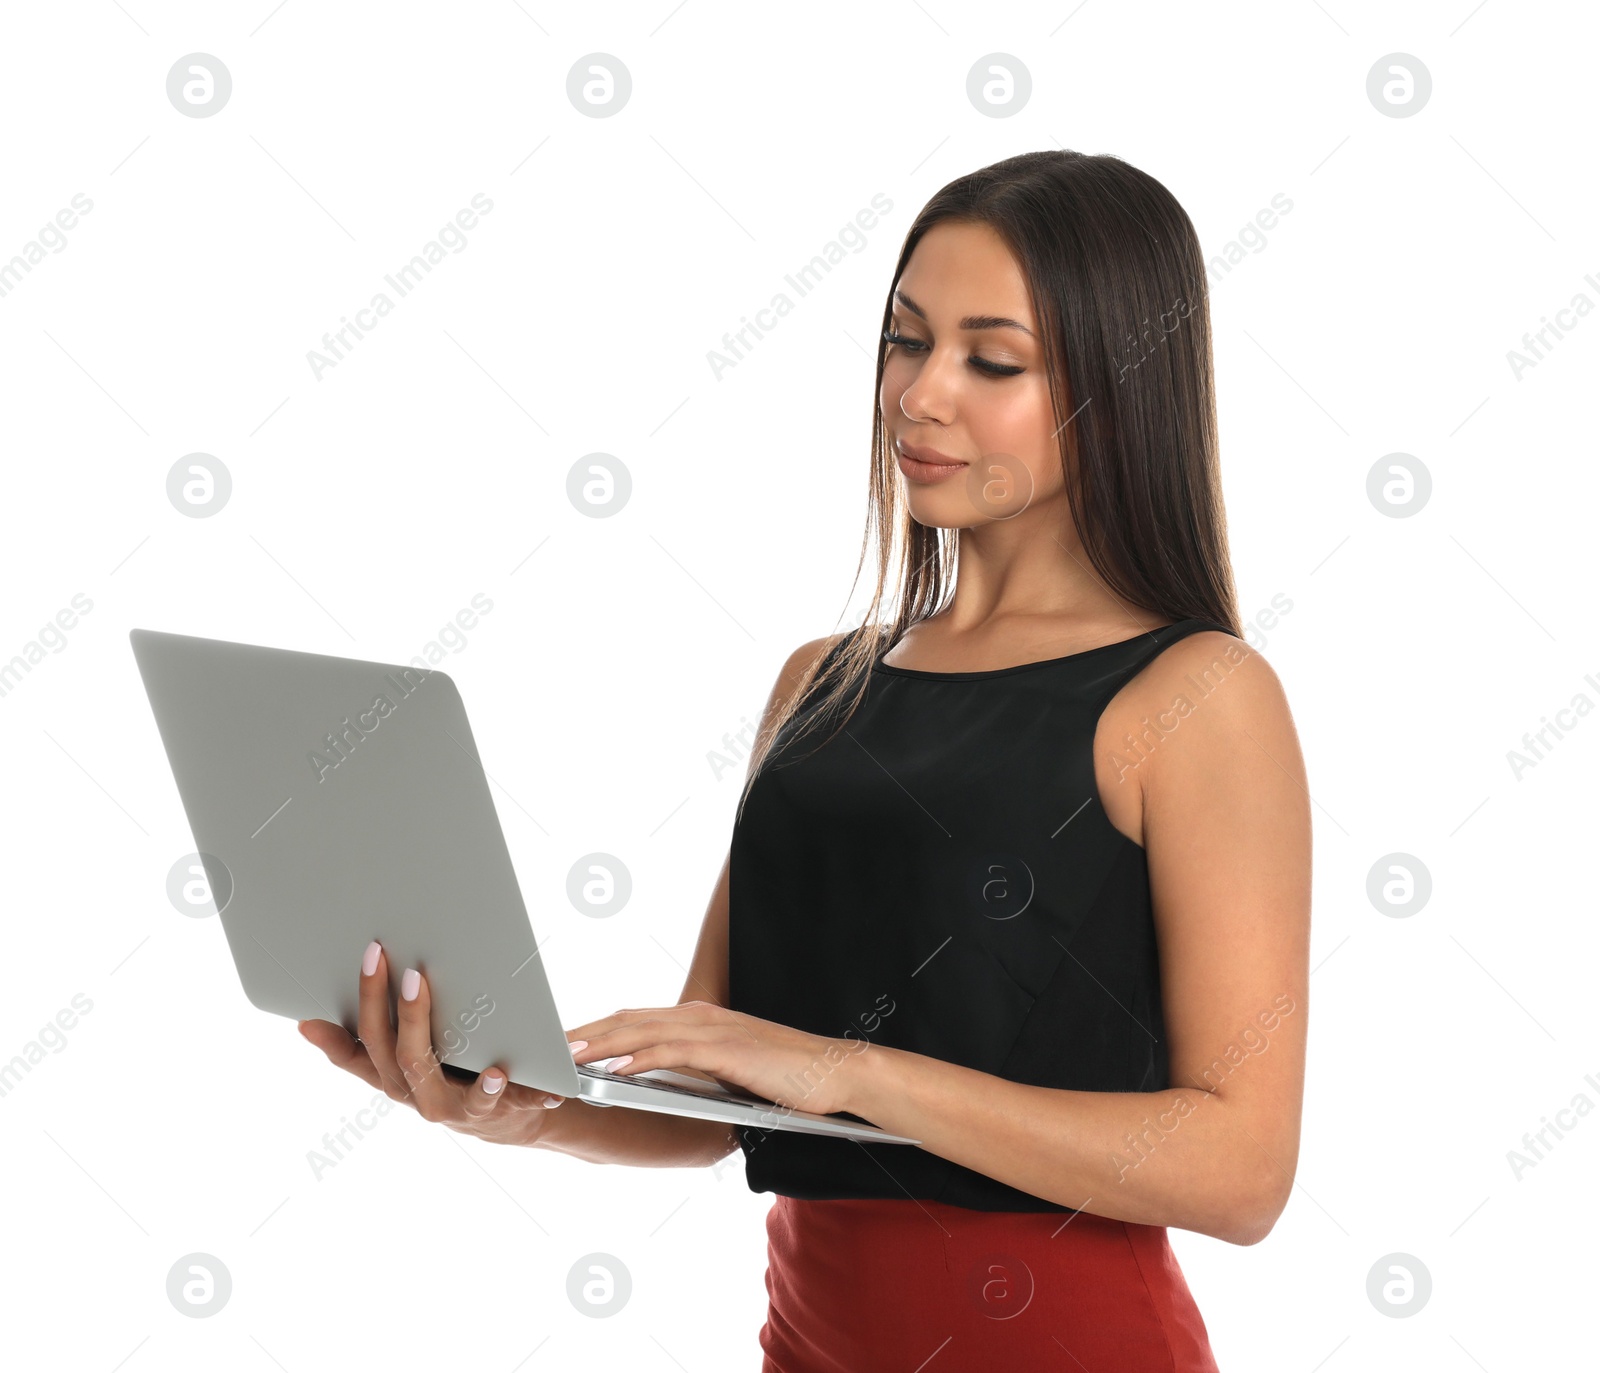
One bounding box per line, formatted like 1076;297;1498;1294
308;665;432;783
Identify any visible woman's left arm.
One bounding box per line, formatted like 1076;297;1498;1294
837;639;1311;1245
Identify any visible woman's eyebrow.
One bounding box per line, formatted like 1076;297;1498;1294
893;289;1035;338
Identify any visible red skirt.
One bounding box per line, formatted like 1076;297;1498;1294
759;1194;1221;1371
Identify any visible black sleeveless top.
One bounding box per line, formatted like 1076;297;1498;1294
726;617;1236;1212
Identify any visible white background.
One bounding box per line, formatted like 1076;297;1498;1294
1;2;1595;1368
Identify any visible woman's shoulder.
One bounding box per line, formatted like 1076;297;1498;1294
1165;624;1276;688
787;621;887;672
773;626;863;699
1131;626;1299;769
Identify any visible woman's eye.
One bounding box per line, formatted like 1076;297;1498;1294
970;357;1025;377
882;329;927;354
882;329;1024;378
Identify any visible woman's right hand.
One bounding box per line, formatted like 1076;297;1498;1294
296;939;569;1147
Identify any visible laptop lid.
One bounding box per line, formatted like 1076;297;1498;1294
129;628;583;1098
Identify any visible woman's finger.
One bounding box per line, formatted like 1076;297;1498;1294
568;1016;668;1066
564;1003;706;1044
325;943;568;1128
465;1066;508;1118
392;965;455;1122
574;1020;723;1073
357;941;409;1100
296;1018;383;1091
565;1001;735;1052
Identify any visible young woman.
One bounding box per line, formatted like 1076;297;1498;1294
300;149;1311;1370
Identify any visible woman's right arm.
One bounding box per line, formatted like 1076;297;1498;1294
525;631;847;1168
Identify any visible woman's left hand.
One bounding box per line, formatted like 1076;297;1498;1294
565;1001;871;1118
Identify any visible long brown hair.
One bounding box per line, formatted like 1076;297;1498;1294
735;149;1241;824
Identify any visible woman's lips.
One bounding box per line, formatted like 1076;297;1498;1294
896;445;968;484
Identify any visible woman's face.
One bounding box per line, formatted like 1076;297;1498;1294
880;219;1064;527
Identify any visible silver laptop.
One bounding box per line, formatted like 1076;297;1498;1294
129;628;918;1145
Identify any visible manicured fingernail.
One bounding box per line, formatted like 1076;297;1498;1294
543;1096;563;1109
401;967;420;1001
482;1073;504;1095
568;1040;588;1056
608;1055;633;1071
363;941;381;976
